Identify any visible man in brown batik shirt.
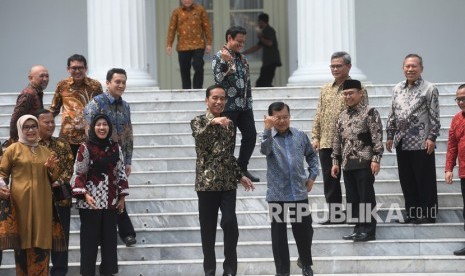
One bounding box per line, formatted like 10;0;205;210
49;54;103;157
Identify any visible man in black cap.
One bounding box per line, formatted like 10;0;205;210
331;79;384;242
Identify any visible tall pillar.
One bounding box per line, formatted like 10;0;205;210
87;0;157;87
287;0;366;86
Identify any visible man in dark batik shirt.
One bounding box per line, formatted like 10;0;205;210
36;109;74;276
9;65;49;141
331;79;384;242
191;84;254;276
212;26;260;182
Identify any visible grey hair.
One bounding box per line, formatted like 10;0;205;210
331;51;351;65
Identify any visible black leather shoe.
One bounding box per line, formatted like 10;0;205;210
297;256;302;268
395;216;417;224
454;247;465;256
414;217;436;224
124;235;136;246
243;170;260;182
342;233;360;240
353;233;376;242
302;265;314;276
222;274;236;276
205;270;215;276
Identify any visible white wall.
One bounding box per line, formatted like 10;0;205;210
355;0;465;84
0;0;88;93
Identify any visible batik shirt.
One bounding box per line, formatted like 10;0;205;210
71;141;128;209
312;79;368;149
50;76;103;145
386;78;440;150
212;47;253;112
167;3;212;51
9;85;44;140
332;104;384;171
191;112;243;191
39;136;75;206
84;92;133;165
260;127;319;202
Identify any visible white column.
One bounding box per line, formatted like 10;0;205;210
87;0;157;88
287;0;366;86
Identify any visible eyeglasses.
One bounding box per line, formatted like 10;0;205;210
275;116;290;121
22;125;38;131
342;91;355;98
455;97;465;103
329;64;345;69
69;66;86;71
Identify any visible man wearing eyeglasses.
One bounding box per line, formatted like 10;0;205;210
49;54;103;157
331;79;383;242
445;84;465;255
9;64;49;142
386;54;440;224
311;52;368;224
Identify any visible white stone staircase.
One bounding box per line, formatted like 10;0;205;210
0;84;464;275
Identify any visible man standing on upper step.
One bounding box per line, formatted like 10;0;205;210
84;68;137;247
49;54;103;158
212;26;260;182
9;65;49;142
191;84;255;276
311;52;368;224
445;84;465;255
386;53;440;224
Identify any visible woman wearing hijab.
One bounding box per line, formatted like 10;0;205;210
0;114;60;275
71;114;129;276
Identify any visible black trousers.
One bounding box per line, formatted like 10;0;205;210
197;190;239;275
319;149;343;218
51;205;71;276
269;200;313;274
117;203;136;241
222;109;257;172
255;63;278;87
461;178;465;231
396;146;438;219
178;49;205;89
79;209;118;276
70;143;80;159
343;168;377;235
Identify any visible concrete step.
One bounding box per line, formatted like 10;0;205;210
2;238;465;266
121;180;462;199
93;222;465;246
98;93;460;112
120;194;462;213
131;137;451;159
0;104;460;127
66;207;463;230
127;165;450;185
2;257;463;275
130;152;451;172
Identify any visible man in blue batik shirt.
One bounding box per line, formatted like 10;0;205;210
260;102;318;276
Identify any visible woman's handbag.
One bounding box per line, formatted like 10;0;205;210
52;180;72;202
